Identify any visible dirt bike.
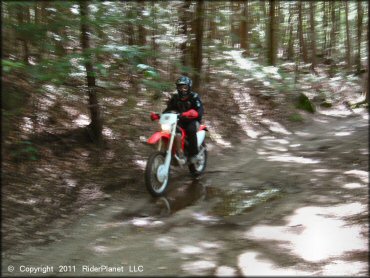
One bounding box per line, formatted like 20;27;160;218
145;111;208;197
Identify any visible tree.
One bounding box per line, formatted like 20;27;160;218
309;2;317;70
192;0;204;91
286;3;295;61
267;0;277;66
298;1;308;63
179;0;191;73
345;1;352;70
356;1;363;73
79;1;103;143
240;1;250;57
15;4;30;65
137;1;147;46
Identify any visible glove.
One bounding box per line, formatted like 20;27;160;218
181;109;199;119
150;112;160;121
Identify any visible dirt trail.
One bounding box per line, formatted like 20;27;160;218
2;110;368;276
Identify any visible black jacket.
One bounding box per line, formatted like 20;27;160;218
163;92;204;122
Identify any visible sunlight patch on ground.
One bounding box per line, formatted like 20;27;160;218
266;154;320;164
261;119;292;135
334;131;352;136
65;178;77;188
178;245;204;255
215;266;237;276
181;260;216;276
232;115;260;139
62;106;80;118
244;203;368;270
73;114;90;127
20;117;34;133
318;105;353;117
226;50;282;82
238;251;310;276
134;159;146;170
90;243;127;254
312;168;339;173
232;90;263;138
136;99;148;107
130;217;164;228
42;85;63;96
192;212;219;223
205;120;231;148
261;137;290;152
321;260;368;276
102;127;117;139
342;183;363;189
344;170;368;183
102;97;127;107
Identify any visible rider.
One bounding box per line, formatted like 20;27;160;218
151;76;204;164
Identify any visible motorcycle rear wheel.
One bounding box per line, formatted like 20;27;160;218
145;152;170;197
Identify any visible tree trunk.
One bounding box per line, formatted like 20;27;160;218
192;0;204;91
180;0;191;73
298;1;308;63
138;1;146;46
16;6;30;65
267;0;277;66
79;1;103;143
150;2;158;68
287;5;294;61
356;1;363;73
126;3;135;45
345;1;352;70
329;2;336;59
328;2;337;76
322;1;328;57
230;2;238;48
240;1;249;57
309;2;317;70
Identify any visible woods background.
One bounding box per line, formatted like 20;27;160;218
1;1;369;253
2;1;369;143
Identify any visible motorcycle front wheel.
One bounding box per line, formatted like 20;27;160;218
145;152;170;197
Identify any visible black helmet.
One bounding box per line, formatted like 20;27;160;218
176;76;192;99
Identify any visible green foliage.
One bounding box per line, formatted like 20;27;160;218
28;57;73;85
11;141;39;162
2;60;25;73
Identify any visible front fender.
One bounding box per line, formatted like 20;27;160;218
147;132;170;145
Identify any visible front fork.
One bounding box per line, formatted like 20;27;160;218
160;122;177;178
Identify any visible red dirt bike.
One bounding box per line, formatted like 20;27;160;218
145;111;208;197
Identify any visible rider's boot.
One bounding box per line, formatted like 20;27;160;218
175;150;187;165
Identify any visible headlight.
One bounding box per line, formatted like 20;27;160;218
161;123;172;132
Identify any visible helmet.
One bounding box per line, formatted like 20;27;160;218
176;76;192;99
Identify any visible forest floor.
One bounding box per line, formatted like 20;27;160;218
1;68;368;275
